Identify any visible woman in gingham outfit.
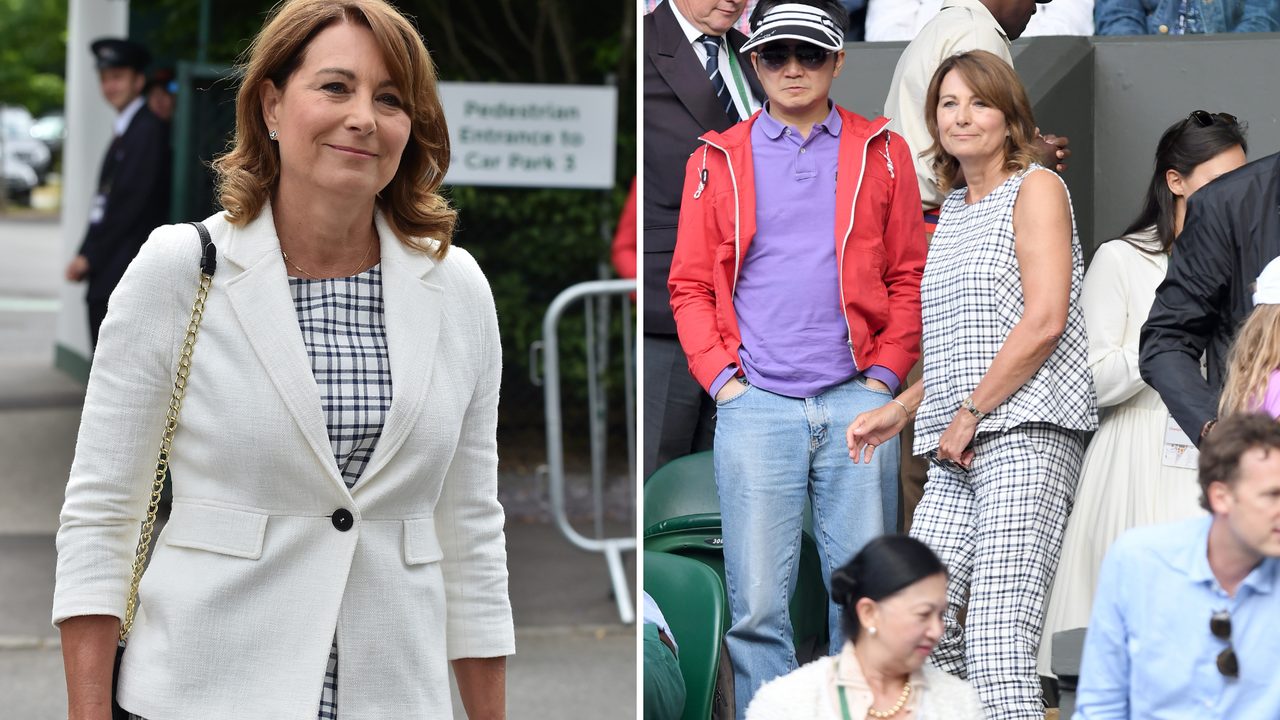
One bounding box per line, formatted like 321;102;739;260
55;2;513;718
846;51;1096;720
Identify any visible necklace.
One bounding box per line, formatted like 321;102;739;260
866;681;911;718
836;663;913;720
281;234;376;279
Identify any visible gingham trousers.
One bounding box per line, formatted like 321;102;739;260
909;423;1084;720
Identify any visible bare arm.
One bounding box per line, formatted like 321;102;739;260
935;169;1074;464
453;656;506;720
60;614;120;720
847;382;923;463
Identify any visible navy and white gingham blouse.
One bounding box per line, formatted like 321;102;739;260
129;264;391;720
913;166;1097;454
291;264;392;719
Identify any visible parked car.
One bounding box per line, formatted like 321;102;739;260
2;105;52;185
30;110;66;155
2;154;37;205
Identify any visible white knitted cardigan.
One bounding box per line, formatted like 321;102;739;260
745;657;986;720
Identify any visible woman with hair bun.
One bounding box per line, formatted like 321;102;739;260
745;535;983;720
1037;111;1247;676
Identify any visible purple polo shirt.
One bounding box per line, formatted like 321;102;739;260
709;102;900;399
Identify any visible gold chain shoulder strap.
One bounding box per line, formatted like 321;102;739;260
120;222;217;643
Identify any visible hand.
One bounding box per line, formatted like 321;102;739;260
1033;128;1070;173
846;401;908;464
863;377;891;394
65;254;90;282
936;410;977;468
715;379;748;403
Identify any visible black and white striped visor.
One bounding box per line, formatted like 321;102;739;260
741;3;844;53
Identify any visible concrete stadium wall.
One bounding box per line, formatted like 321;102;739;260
828;32;1280;258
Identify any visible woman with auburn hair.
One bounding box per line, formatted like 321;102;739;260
53;2;512;719
1037;111;1247;678
845;50;1096;719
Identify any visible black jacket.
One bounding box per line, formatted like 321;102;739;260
1139;151;1280;443
643;1;764;334
79;104;172;302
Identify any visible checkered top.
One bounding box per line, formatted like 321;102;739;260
289;265;392;489
913;166;1097;454
291;264;391;720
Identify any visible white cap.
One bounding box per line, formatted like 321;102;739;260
741;3;844;53
1253;255;1280;305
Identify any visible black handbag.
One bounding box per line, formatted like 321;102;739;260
111;222;217;720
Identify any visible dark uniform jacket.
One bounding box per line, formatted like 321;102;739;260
643;1;764;335
80;103;172;302
1139;151;1280;443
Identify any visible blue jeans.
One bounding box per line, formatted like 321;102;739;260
714;377;899;717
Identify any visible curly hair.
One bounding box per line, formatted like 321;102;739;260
213;0;456;258
923;50;1041;195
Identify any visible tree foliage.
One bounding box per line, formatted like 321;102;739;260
0;0;68;116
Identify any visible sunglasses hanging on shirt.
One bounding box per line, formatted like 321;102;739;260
756;43;833;72
1210;609;1239;678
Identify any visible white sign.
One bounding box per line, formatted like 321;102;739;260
439;82;618;189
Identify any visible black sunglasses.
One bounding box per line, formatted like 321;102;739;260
756;44;833;72
1158;110;1239;154
1210;610;1239;678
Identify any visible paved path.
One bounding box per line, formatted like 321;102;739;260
0;217;637;719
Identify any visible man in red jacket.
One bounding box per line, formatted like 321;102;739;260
668;1;925;713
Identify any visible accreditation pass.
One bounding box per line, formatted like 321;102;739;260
1163;415;1200;469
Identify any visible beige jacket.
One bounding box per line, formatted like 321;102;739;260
53;206;514;719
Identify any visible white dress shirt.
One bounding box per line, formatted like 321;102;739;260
113;95;146;137
881;0;1014;210
669;0;762;121
866;0;1094;42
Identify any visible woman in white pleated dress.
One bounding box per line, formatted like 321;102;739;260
1036;112;1248;675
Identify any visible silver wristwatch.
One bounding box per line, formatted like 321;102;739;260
961;396;987;422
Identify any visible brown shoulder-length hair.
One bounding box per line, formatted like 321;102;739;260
923;50;1040;194
213;0;455;258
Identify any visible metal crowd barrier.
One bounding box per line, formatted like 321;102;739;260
536;278;637;623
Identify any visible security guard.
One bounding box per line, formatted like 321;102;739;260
65;38;172;348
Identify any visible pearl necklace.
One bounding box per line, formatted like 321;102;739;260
866;680;911;719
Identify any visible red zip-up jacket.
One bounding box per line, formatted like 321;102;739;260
669;106;926;394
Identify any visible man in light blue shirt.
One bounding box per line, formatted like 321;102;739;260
1074;412;1280;719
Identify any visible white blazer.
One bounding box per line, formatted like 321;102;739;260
53;206;514;720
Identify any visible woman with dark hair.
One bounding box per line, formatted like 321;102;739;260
53;1;511;718
1036;111;1247;675
846;50;1096;719
745;535;982;720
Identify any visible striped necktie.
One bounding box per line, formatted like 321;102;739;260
698;34;740;124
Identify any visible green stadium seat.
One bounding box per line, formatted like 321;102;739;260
643;451;830;658
645;551;727;720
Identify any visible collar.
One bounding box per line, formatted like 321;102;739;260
940;0;1011;46
1182;516;1278;596
833;641;930;692
670;0;723;47
758;100;842;140
114;95;146;137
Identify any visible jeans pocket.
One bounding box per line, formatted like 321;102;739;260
855;376;893;398
715;381;754;407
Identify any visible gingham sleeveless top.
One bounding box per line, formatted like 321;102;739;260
913;166;1097;454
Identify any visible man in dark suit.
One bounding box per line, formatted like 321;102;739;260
644;0;765;479
65;38;172;349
